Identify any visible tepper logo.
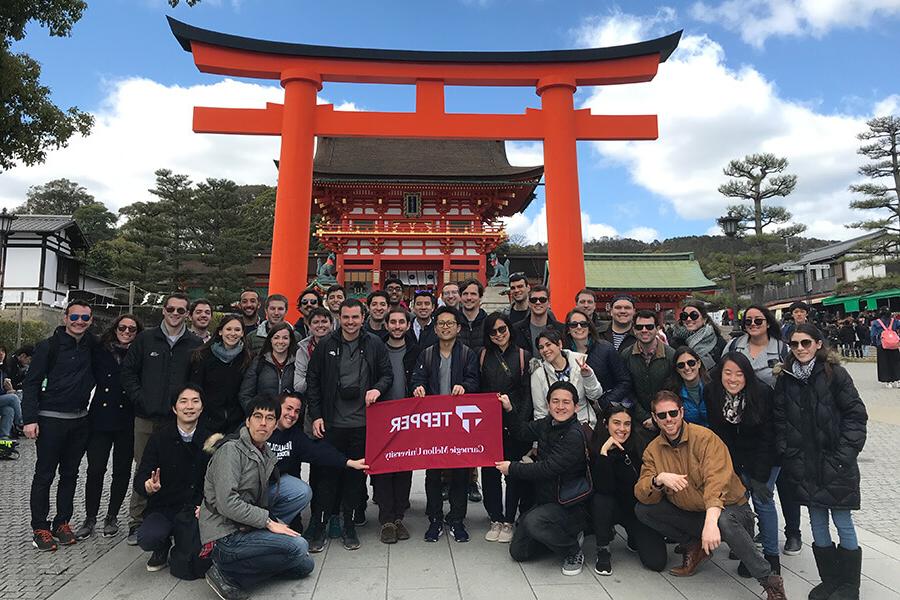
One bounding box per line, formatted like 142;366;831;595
455;405;483;433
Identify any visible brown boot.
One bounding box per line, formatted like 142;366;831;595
760;574;787;600
669;541;711;577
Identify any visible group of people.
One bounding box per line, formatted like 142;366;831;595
15;275;873;600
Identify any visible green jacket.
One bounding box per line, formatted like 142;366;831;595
621;342;676;424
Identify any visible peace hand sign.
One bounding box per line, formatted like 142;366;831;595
145;468;162;495
575;355;592;376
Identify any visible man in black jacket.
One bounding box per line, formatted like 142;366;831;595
121;292;203;543
410;290;437;349
512;285;564;358
412;306;480;544
23;300;97;551
600;294;638;352
133;384;210;575
305;298;393;552
457;279;488;352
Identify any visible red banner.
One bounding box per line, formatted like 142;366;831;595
365;393;503;475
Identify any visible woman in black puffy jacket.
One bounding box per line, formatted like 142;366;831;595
774;323;868;600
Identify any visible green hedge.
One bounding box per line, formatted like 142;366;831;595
0;320;55;349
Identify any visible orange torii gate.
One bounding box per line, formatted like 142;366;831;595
169;18;681;319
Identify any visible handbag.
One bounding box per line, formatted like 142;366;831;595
557;425;593;506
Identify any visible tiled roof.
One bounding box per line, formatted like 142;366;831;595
582;253;717;291
8;215;76;233
765;231;885;272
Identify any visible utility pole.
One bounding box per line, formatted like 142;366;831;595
128;281;135;313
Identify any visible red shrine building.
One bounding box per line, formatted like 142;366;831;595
308;137;543;296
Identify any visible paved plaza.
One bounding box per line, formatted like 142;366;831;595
2;361;898;600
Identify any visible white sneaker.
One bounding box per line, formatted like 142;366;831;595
497;523;514;543
485;521;502;542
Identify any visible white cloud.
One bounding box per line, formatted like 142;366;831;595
624;227;660;243
577;11;886;242
505;141;543;166
502;200;651;244
691;0;900;47
0;77;359;212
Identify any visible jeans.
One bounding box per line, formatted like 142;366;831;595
268;475;312;526
809;507;859;551
590;493;667;572
509;503;587;561
213;529;314;590
85;428;134;521
481;465;533;524
0;393;22;437
636;499;772;581
740;466;781;557
371;471;412;524
425;467;468;523
29;416;90;530
129;416;169;527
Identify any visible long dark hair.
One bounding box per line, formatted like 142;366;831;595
667;345;711;390
260;321;298;361
100;313;143;348
564;307;600;349
708;351;767;426
194;314;253;371
740;304;781;341
589;404;647;464
482;312;515;354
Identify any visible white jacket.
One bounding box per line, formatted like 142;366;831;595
531;350;602;428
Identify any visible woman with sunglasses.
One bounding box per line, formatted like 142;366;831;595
774;324;867;600
564;308;632;410
479;313;533;543
668;299;727;370
190;315;254;434
705;351;781;578
669;346;711;427
531;329;602;428
723;305;788;389
588;405;665;576
238;322;298;413
75;314;143;540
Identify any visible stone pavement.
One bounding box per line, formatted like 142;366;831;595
2;361;898;600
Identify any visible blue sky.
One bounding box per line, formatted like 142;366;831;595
3;0;899;243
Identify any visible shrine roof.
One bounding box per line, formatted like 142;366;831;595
579;253;717;292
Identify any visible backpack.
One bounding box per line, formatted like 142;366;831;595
878;319;900;350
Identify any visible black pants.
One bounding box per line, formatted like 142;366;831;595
509;502;587;561
776;476;802;537
30;416;90;530
137;510;179;552
371;471;412;524
481;465;533;524
84;428;134;521
317;426;366;518
425;468;468;523
590;493;667;572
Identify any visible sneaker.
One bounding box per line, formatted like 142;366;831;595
467;482;482;503
394;519;410;541
353;507;367;527
307;519;327;554
32;529;58;552
75;519;96;540
626;535;638;553
146;548;169;572
126;525;139;546
783;534;802;556
328;514;343;539
594;548;612;576
485;521;502;542
102;517;119;538
52;523;76;545
206;562;248;600
380;522;398;544
497;523;514;544
737;561;752;578
562;550;584;576
424;518;444;542
448;521;470;543
342;522;360;550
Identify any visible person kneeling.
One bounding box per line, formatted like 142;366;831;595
496;381;589;576
133;384;211;578
634;391;786;599
200;396;313;600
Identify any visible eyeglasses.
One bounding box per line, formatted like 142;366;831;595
68;314;91;322
744;317;766;326
117;325;138;333
386;285;403;291
789;339;815;349
676;359;698;369
436;321;458;329
165;306;187;314
679;311;701;321
300;299;318;306
633;323;656;331
567;321;590;329
489;325;508;337
655;409;681;420
529;296;549;304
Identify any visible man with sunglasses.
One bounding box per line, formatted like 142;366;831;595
507;273;531;325
600;294;638;352
294;289;323;339
23;300;98;551
621;310;675;431
634;391;786;598
122;292;203;544
512;284;564;359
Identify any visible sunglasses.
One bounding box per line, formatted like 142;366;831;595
117;325;138;333
489;325;508;337
567;321;590;329
655;409;681;420
300;299;318;306
633;323;656;331
529;296;549;304
165;306;187;314
789;339;816;349
744;317;766;326
68;314;91;322
676;359;698;369
679;311;701;321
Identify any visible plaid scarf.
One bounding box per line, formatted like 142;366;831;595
791;357;816;383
